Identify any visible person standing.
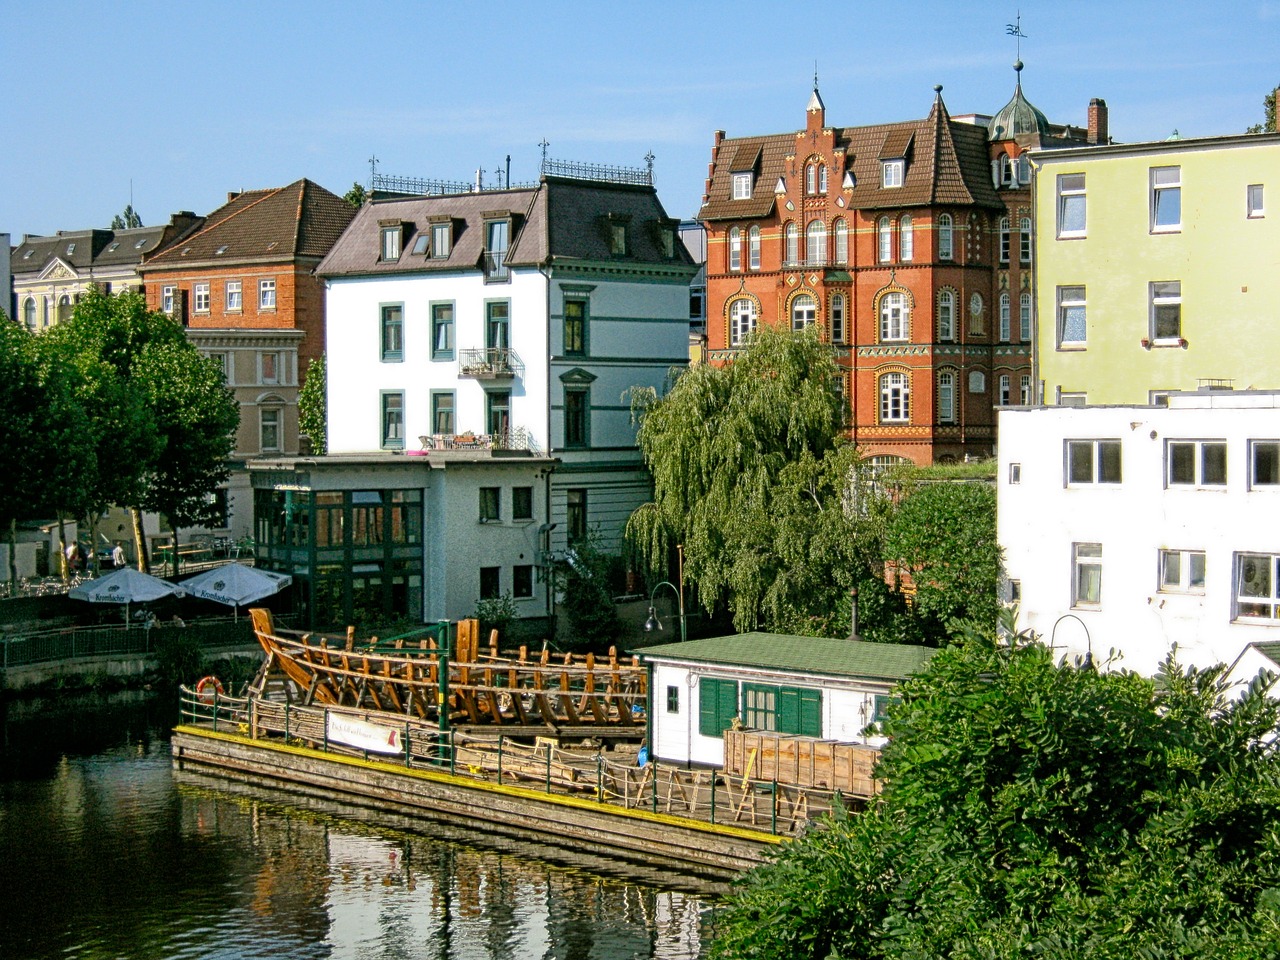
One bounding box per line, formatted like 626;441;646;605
112;544;125;569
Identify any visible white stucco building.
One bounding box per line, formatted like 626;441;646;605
637;634;936;767
998;391;1280;676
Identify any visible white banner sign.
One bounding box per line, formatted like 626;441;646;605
327;713;402;754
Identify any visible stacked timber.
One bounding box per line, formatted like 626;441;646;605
722;728;881;798
248;608;646;738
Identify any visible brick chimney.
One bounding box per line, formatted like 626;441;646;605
1088;98;1109;145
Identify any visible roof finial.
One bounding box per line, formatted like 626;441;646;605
814;61;819;91
1005;11;1027;62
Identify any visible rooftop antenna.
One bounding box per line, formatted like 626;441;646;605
1005;11;1027;61
368;154;379;189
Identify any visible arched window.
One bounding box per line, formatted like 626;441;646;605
833;219;848;264
937;289;955;341
806;220;826;266
806;163;817;195
999;217;1010;263
999;374;1012;406
938;213;953;261
938;371;955;422
900;215;914;262
22;297;36;329
784;222;799;265
880;292;908;341
728;226;742;271
830;294;846;343
1001;154;1014;185
791;294;817;331
818;165;827;193
1020;293;1032;341
1019;217;1032;263
57;295;72;324
879;372;910;423
729;298;757;346
748;225;761;270
878;217;892;263
999;292;1011;342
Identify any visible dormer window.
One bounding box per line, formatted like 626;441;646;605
431;219;452;259
483;216;510;282
732;172;753;200
134;238;148;249
66;242;75;255
603;213;630;256
881;159;905;189
379;221;404;261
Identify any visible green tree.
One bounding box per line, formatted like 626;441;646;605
882;481;1001;635
343;182;368;207
628;326;875;633
110;204;143;229
557;533;624;651
1246;84;1277;133
710;622;1280;959
298;354;327;454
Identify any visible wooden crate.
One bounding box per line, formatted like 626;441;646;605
723;729;881;797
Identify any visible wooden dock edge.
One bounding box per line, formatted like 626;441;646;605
171;725;781;882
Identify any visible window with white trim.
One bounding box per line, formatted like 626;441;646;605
937;289;955;341
791;295;816;331
1057;285;1086;347
748;225;761;270
1072;542;1102;607
938;213;953;260
259;278;276;310
431;220;452;258
879;292;907;341
806;220;826;266
998;217;1010;263
829;295;845;343
1160;549;1205;594
260;407;281;452
381;391;404;449
728;227;742;271
1166;439;1226;487
1250;441;1280;487
225;280;242;312
1066;439;1122;485
381;225;402;261
1057;173;1086;238
877;217;892;263
193;282;210;313
938;371;955;422
999;293;1011;342
729;298;756;346
732;172;753;200
1019;293;1032;341
1151;166;1181;233
784;222;798;265
1236;553;1280;620
1020;374;1032;404
998;374;1012;405
1248;184;1265;218
899;215;913;262
1150;281;1181;343
380;304;404;362
833;219;848;263
260;352;280;385
879;372;910;423
881;158;904;188
1020;217;1032;263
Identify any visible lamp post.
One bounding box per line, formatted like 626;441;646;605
643;544;687;643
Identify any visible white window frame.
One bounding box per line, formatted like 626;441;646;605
259;278;276;310
881;159;904;188
1072;542;1102;608
1057;285;1086;348
791;294;817;331
938;371;955;423
784;222;798;266
998;374;1012;406
225;280;242;312
1020;374;1032;404
833;219;848;264
1019;293;1032;342
1250;440;1280;488
1159;548;1205;595
1166;439;1227;488
1236;552;1280;620
381;225;402;261
806;220;826;266
998;217;1010;263
937;290;955;341
1150;166;1181;233
1149;281;1182;344
999;293;1011;342
829;294;845;343
259;407;281;452
728;226;742;271
729;298;756;346
1247;183;1265;219
161;286;175;314
1019;217;1032;263
193;282;210;314
748;225;761;270
877;217;892;263
431;221;452;258
259;351;280;386
879;292;907;341
899;215;913;262
938;213;953;260
879;372;910;423
732;172;753;200
1066;439;1122;485
1057;173;1087;238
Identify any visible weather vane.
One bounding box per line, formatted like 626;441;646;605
1006;12;1027;61
368;154;379;188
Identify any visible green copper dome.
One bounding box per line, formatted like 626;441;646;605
988;61;1049;140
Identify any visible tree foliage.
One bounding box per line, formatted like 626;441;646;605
343;182;368;207
710;621;1280;959
628;326;871;633
557;533;624;651
1246;84;1277;133
110;204;143;229
298;354;327;454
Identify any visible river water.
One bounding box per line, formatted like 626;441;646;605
0;691;721;959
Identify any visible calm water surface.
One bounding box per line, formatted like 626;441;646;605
0;691;720;959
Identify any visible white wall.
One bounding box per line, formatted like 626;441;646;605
999;393;1280;676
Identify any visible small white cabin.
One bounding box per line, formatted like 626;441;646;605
636;633;937;767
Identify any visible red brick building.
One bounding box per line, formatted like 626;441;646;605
698;74;1101;464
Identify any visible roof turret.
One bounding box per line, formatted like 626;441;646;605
987;60;1049;140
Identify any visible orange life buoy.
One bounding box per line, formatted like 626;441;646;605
195;675;225;703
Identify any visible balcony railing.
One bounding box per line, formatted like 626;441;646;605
417;426;536;454
459;347;523;380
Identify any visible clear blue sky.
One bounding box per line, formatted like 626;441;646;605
3;0;1277;239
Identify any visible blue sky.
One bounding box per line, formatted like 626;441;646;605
3;1;1277;239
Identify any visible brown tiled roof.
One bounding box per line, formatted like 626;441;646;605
144;179;354;268
697;93;1002;222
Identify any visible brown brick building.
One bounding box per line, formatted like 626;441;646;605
139;178;356;538
698;73;1102;464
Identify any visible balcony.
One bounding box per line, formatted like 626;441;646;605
417;426;537;455
458;347;523;381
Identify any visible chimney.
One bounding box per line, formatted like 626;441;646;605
227;191;240;202
1088;98;1109;145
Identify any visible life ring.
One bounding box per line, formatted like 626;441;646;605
195;675;225;703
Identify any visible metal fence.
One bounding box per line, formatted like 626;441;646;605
1;617;259;670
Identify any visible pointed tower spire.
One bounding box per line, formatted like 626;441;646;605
806;70;826;132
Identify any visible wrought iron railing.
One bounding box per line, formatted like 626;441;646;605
418;426;536;454
540;156;653;186
458;347;523;379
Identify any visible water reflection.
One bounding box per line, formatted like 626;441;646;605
0;692;717;959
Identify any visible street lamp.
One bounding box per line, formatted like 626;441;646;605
643;544;687;643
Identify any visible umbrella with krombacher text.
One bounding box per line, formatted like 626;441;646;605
68;566;185;624
178;562;291;618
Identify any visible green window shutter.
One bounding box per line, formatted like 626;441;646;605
799;688;822;737
699;677;738;737
777;687;799;734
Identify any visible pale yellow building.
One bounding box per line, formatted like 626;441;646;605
1032;132;1280;405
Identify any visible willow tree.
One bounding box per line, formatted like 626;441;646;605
628;325;880;634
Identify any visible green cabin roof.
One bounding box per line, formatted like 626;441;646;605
636;633;937;683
